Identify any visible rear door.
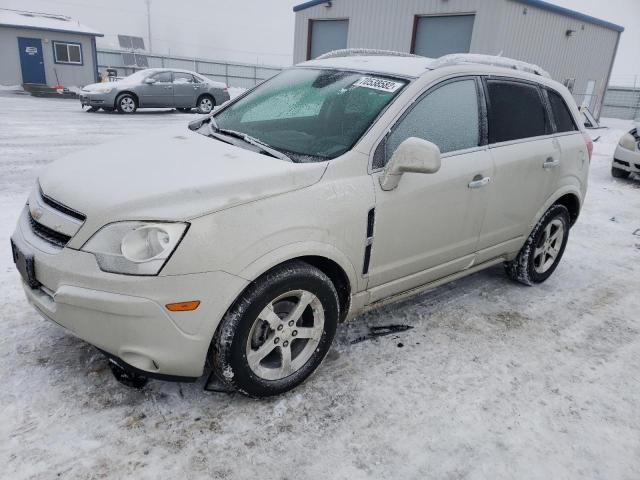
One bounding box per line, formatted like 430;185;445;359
475;78;560;263
172;72;198;107
138;71;173;107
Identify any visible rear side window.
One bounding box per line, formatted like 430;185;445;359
377;79;479;167
548;90;578;133
486;81;549;144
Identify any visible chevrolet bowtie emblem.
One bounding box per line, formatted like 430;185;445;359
31;206;44;220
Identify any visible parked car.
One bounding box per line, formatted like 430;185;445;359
12;51;591;397
612;126;640;179
79;68;230;114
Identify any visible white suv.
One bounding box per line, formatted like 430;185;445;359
11;52;592;397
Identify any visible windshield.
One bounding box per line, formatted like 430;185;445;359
213;68;407;161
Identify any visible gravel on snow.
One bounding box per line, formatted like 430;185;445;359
0;92;639;480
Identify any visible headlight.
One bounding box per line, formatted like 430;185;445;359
94;87;113;94
619;133;637;151
81;222;189;275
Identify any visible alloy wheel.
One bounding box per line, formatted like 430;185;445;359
533;218;565;274
245;290;325;381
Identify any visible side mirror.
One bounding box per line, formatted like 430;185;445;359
144;77;157;84
379;137;441;191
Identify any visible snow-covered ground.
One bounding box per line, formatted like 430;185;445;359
0;92;639;480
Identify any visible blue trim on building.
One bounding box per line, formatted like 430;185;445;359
293;0;329;12
91;36;99;82
292;0;625;33
0;23;104;37
513;0;624;33
52;40;84;66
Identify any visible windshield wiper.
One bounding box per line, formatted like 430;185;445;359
216;128;293;163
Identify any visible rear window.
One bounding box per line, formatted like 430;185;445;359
486;81;549;144
548;90;578;133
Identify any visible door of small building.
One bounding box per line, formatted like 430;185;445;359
18;37;46;84
411;15;475;58
307;19;348;60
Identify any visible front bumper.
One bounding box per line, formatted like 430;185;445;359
613;144;640;174
11;208;248;378
79;91;117;108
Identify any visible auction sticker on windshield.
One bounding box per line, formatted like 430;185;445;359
353;77;403;93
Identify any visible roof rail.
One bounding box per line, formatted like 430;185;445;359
316;48;420;61
430;54;551;78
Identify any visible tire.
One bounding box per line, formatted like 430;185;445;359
211;261;339;397
611;165;630;179
504;204;571;286
177;107;192;113
196;95;215;114
116;93;137;114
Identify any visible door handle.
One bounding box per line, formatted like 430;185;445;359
468;175;491;189
543;157;560;169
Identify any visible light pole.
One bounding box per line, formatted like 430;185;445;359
145;0;152;52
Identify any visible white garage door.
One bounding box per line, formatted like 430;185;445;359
412;15;475;58
308;19;348;59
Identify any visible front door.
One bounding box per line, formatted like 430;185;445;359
18;37;46;84
138;71;174;107
367;77;493;303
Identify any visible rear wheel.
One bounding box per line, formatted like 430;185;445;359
211;261;339;397
116;93;137;114
505;204;571;285
612;165;630;179
196;95;214;114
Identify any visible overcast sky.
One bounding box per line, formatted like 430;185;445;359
2;0;638;82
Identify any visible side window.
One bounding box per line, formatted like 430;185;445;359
376;79;479;168
548;90;578;133
486;80;549;144
152;72;172;83
173;72;195;84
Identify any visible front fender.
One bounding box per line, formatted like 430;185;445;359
238;240;361;293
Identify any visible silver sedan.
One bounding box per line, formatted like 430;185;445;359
79;68;231;114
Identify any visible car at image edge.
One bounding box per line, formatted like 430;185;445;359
11;51;592;397
79;68;230;114
612;126;640;179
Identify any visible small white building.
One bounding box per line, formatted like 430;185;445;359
292;0;624;116
0;8;103;88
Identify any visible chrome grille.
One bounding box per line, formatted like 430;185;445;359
28;211;72;247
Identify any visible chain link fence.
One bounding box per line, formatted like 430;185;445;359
96;49;283;89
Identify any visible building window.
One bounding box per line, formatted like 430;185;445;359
307;19;348;60
53;41;83;65
411;14;475;58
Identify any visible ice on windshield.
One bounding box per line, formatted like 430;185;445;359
212;68;407;161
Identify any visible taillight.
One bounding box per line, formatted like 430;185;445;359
583;132;593;162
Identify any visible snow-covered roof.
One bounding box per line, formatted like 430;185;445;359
301;55;434;78
0;8;103;37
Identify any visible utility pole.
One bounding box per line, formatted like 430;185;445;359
145;0;152;52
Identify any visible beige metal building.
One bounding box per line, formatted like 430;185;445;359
292;0;624;117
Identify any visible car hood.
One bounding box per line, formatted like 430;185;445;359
38;127;327;238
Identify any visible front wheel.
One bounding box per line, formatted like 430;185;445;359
116;93;137;114
504;204;571;285
196;95;214;114
211;261;339;397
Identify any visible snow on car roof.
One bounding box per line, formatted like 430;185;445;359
301;55;435;79
0;8;102;36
